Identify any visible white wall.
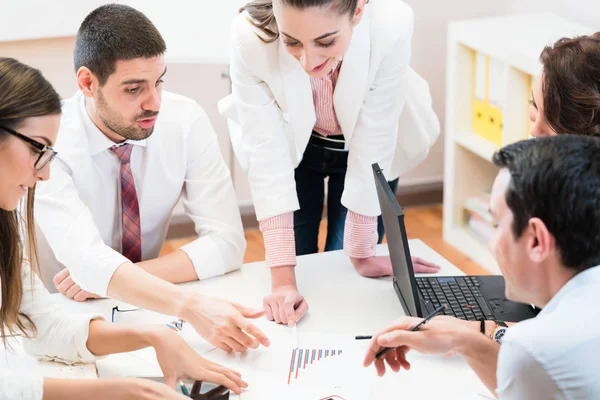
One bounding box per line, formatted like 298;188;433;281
398;0;509;187
0;1;105;42
506;0;600;28
0;37;78;98
121;0;247;63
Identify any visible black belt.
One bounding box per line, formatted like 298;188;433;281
308;132;348;151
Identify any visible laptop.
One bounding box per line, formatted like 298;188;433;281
373;163;538;322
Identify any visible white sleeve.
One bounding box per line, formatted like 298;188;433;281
178;106;246;279
228;21;300;221
34;159;129;296
20;264;104;364
342;13;414;216
496;340;559;400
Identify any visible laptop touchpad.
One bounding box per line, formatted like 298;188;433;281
488;298;523;314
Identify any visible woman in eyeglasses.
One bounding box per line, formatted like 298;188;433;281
0;58;244;400
220;0;441;327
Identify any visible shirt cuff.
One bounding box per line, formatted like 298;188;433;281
72;244;129;298
180;237;227;280
343;211;378;259
259;213;296;268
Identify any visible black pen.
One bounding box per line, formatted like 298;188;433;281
375;304;447;359
355;335;372;340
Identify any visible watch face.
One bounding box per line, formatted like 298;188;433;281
494;328;507;344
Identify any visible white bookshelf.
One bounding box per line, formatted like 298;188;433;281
443;13;593;274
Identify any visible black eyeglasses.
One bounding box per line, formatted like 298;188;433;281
111;305;142;323
0;124;58;170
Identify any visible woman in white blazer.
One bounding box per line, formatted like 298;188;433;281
0;58;245;399
220;0;440;326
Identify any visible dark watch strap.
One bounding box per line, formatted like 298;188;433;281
478;317;486;335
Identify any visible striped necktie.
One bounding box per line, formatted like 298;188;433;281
110;144;142;263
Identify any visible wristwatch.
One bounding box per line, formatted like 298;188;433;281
491;320;508;344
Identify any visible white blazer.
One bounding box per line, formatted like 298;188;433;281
0;262;101;399
219;0;439;220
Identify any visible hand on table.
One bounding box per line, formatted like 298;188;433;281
350;255;441;277
149;327;248;394
263;284;309;327
53;268;103;302
411;256;442;274
179;294;270;353
363;315;475;377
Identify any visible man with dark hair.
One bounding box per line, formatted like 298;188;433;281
364;135;600;398
35;4;270;354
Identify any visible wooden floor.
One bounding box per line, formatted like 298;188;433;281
161;204;490;276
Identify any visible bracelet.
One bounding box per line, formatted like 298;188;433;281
478;317;486;335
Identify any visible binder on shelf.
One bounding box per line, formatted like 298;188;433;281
472;52;504;147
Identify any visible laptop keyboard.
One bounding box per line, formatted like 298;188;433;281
416;277;494;321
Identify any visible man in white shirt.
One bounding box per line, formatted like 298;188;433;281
35;4;270;353
364;135;600;399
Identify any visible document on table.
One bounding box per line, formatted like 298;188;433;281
96;319;496;400
230;333;371;400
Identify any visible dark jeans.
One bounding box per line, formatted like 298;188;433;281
294;142;399;255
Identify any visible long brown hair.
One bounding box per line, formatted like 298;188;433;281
0;58;61;345
539;32;600;136
240;0;359;43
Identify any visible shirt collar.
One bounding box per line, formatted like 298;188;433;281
328;57;343;76
540;265;600;315
78;92;147;156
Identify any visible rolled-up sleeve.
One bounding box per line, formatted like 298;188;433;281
179;107;246;279
20;264;104;364
35;160;129;296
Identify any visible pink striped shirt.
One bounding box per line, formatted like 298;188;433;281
259;60;378;267
311;60;343;137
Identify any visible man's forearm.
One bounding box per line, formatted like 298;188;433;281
455;327;500;394
107;262;193;318
137;249;198;284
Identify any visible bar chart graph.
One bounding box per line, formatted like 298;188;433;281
287;348;343;385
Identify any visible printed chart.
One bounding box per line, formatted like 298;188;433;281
287;348;343;385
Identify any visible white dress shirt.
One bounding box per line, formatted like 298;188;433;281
34;91;245;297
0;264;102;400
496;265;600;399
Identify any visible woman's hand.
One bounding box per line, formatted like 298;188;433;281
149;327;248;394
351;255;441;277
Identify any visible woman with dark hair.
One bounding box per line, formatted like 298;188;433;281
529;32;600;137
220;0;441;327
0;58;246;399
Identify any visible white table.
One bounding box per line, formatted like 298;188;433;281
49;240;495;399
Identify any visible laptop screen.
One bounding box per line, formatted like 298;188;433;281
372;163;422;317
